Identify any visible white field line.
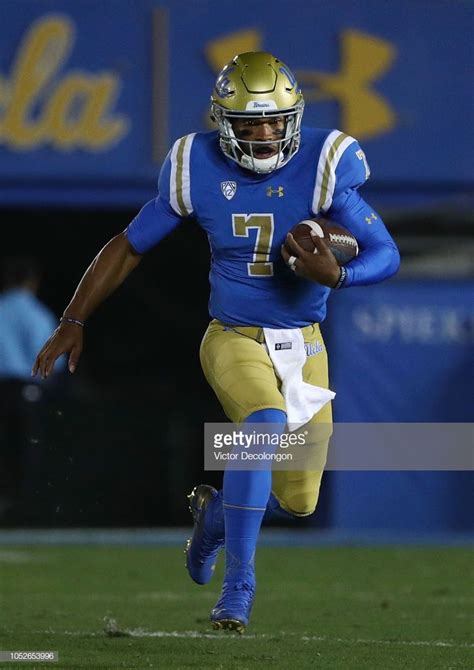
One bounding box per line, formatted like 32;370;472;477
32;629;474;649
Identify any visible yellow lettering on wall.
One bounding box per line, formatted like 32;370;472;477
205;29;397;140
204;29;263;130
44;75;128;150
205;29;262;72
0;16;73;146
0;15;129;151
43;75;95;148
298;30;397;139
75;77;128;149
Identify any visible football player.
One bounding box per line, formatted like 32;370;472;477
32;52;400;633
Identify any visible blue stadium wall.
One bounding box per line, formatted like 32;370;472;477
325;282;474;532
0;0;472;209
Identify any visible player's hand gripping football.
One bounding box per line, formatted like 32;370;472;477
32;321;83;379
281;231;342;287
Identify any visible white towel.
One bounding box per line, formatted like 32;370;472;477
263;327;335;431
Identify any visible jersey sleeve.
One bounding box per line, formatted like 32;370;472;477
126;133;197;254
332;139;371;199
329;191;400;287
320;135;400;287
311;130;369;215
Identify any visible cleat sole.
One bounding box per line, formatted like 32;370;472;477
212;619;245;634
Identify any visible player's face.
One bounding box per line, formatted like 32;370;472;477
231;116;286;159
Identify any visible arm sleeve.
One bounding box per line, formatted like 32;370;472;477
126;151;183;254
329;142;400;287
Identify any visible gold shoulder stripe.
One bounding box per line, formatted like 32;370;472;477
169;133;195;217
175;136;188;217
317;132;350;213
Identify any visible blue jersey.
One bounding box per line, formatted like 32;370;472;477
127;127;399;328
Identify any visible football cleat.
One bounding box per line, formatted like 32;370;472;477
210;568;256;634
185;484;225;585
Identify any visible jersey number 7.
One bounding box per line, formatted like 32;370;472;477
232;214;275;277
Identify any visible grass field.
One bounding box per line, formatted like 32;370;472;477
0;543;473;669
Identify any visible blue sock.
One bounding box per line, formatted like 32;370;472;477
223;408;286;578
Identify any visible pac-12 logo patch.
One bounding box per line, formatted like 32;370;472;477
221;181;237;200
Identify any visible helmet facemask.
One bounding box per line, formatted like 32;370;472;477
211;103;304;174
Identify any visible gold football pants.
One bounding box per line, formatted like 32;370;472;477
200;319;333;516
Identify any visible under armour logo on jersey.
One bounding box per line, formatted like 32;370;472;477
221;181;237;200
267;186;284;197
365;212;378;224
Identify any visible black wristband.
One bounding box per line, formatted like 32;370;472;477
60;316;85;327
333;266;347;290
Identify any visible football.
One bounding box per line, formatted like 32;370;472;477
288;218;359;265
